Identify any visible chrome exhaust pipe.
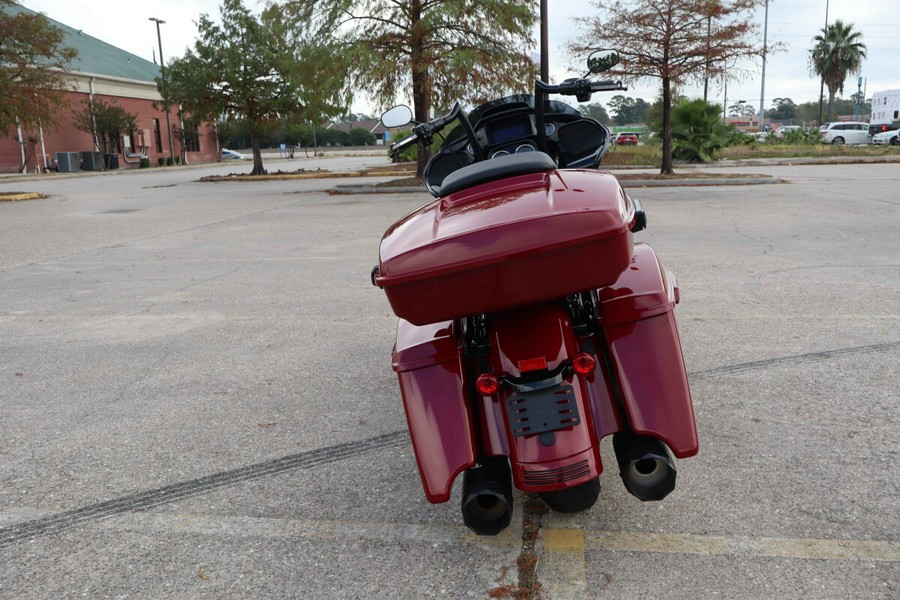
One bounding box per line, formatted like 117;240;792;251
460;457;513;536
613;432;677;501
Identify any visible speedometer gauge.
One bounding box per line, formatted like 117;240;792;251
491;150;511;159
544;123;556;136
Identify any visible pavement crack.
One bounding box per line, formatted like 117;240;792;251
490;494;547;599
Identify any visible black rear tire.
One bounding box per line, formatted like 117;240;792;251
538;478;601;513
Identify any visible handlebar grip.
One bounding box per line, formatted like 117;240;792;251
591;80;628;92
390;133;419;154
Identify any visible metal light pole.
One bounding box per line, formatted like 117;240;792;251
149;17;175;161
817;0;830;125
855;76;863;120
759;0;769;132
540;0;548;82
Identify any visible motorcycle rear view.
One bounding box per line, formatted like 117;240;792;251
373;49;698;535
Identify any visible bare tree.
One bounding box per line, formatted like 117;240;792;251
572;0;769;174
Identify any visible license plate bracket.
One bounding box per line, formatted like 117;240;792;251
505;384;580;437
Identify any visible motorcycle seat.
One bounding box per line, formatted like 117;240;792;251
439;152;556;197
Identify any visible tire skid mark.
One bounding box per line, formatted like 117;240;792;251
0;431;407;549
2;341;896;550
690;341;899;379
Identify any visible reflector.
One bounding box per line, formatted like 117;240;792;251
572;353;596;375
476;373;500;395
518;357;547;372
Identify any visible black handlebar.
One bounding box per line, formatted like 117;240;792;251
388;78;628;156
535;78;628;96
388;101;483;160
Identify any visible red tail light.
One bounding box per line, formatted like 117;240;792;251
572;353;596;375
476;373;500;396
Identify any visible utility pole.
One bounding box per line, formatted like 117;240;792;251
149;18;176;162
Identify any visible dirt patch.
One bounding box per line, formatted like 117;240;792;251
0;192;47;202
199;166;412;182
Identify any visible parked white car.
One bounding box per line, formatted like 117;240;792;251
819;121;871;145
871;129;899;146
222;149;250;160
775;125;801;138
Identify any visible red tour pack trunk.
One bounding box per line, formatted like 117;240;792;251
375;169;636;325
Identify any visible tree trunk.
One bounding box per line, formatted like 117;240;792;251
410;0;431;179
660;76;674;175
826;88;836;122
250;129;266;176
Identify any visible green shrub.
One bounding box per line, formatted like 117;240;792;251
139;158;150;168
668;99;734;162
779;128;822;145
157;157;166;166
166;157;174;166
348;127;376;146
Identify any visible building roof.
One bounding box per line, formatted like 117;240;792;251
327;119;387;135
4;3;160;83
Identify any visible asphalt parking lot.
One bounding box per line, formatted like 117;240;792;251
0;157;898;599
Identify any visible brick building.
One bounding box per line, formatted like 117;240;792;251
1;4;217;173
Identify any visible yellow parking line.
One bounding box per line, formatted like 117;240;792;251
542;527;589;600
585;531;900;562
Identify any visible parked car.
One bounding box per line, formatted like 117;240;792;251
775;125;801;138
872;129;900;146
819;121;871;145
222;149;250;160
614;132;639;145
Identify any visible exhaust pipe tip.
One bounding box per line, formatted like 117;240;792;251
461;457;513;536
613;432;677;502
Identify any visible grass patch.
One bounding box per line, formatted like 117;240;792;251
719;143;900;160
607;142;900;166
0;192;46;202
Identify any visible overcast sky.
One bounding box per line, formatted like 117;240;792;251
23;0;900;116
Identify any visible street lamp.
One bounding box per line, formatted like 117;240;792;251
149;17;175;161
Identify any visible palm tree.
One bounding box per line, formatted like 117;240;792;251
809;20;867;122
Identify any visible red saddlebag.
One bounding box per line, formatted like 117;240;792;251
391;320;476;502
597;243;699;457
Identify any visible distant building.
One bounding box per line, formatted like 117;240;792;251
726;116;770;132
326;119;391;145
0;4;217;173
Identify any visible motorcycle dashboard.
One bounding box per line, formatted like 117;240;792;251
485;114;535;146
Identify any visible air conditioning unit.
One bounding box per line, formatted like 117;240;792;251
55;152;80;173
81;151;104;171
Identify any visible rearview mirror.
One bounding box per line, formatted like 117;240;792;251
587;50;619;74
381;105;413;128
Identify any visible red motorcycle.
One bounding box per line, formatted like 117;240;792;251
372;50;698;535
